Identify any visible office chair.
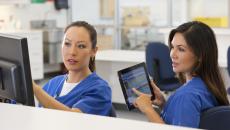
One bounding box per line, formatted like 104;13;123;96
227;46;230;95
145;42;181;91
199;106;230;130
108;104;117;117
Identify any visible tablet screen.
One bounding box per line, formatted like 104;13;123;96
118;62;154;110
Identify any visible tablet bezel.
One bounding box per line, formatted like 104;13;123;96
118;62;155;110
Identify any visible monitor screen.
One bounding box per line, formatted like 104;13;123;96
0;33;35;106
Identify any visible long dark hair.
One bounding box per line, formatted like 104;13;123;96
168;21;229;105
64;21;97;72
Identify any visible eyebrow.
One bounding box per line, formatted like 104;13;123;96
64;37;72;42
64;38;86;44
177;45;185;48
171;42;187;48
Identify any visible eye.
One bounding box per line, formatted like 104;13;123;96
77;44;86;49
178;47;185;52
64;42;71;47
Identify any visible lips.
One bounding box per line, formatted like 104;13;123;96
172;61;178;68
67;59;78;64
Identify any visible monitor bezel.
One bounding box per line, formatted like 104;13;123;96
0;33;35;106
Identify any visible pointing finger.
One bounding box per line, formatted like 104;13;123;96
132;88;143;96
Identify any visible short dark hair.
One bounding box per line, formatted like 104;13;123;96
64;21;97;72
168;21;229;105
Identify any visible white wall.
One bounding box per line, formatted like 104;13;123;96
71;0;229;27
71;0;168;26
189;0;228;18
71;0;113;25
0;2;68;30
1;0;224;30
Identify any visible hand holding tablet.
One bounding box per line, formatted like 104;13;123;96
118;62;155;110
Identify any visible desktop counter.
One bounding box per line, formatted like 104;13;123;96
0;103;200;130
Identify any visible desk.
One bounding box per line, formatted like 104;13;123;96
96;50;145;103
0;103;199;130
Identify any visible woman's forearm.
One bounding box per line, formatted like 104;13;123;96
33;85;81;113
144;108;165;124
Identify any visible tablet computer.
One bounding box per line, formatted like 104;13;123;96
118;62;155;110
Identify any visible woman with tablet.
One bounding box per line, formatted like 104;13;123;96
33;21;112;116
132;21;229;128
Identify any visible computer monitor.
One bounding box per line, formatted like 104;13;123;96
0;33;35;106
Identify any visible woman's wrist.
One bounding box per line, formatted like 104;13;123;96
143;106;165;124
33;83;42;95
143;106;155;115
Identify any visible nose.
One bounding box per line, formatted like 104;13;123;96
170;48;176;60
69;46;77;56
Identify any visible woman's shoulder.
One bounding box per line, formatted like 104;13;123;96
172;77;216;105
75;73;111;97
87;72;109;85
188;77;206;87
178;77;207;92
78;72;110;91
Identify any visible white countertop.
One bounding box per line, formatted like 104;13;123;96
0;103;199;130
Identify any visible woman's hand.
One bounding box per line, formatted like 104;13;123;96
132;84;165;124
150;81;166;109
132;88;153;114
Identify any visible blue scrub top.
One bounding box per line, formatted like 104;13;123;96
41;72;112;116
161;77;218;128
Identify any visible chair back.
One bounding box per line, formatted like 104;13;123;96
227;46;230;75
146;42;174;79
145;42;180;91
199;106;230;130
227;46;230;94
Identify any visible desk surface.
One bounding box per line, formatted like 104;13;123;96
0;103;199;130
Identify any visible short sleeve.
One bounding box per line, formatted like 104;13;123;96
72;85;111;116
42;82;49;91
38;77;64;107
163;93;201;128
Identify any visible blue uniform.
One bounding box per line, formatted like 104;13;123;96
161;77;218;128
41;72;112;116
